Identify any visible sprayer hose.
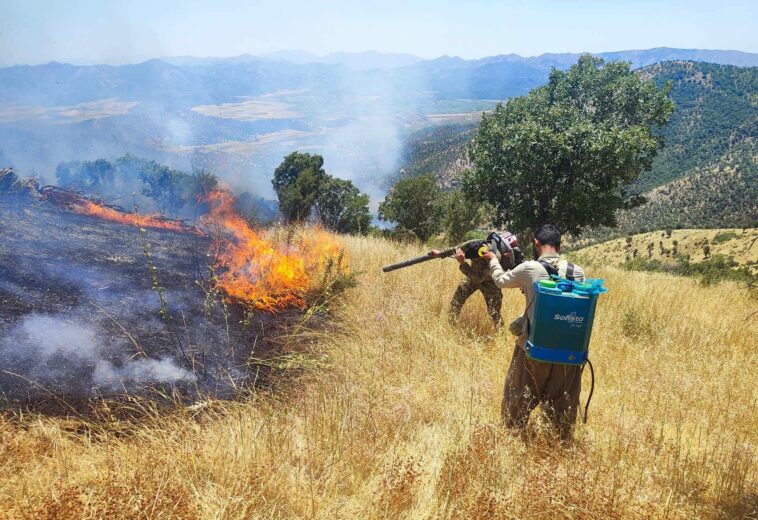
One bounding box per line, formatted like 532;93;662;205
583;358;595;424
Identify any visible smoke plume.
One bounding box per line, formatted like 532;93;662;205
0;314;195;394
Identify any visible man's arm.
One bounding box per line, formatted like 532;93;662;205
482;251;527;289
458;262;475;278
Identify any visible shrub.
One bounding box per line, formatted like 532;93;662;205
712;231;739;244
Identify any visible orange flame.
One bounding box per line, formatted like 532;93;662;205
202;190;347;312
64;198;200;235
43;185;347;313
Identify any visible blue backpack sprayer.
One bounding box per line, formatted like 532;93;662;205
526;261;608;422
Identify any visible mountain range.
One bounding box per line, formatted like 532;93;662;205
0;47;756;202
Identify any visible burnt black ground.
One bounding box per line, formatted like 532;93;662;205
0;193;293;409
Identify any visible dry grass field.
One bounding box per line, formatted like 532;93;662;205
1;233;756;519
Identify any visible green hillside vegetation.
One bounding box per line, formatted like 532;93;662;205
398;123;476;187
578;141;758;243
635;61;758;193
400;62;757;194
397;61;757;239
617;142;757;231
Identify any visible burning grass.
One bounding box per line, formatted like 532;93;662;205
0;234;756;518
0;189;350;408
203;190;348;312
40;186;202;235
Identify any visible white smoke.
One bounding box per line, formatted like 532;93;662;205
317;69;428;208
0;314;195;392
93;357;195;388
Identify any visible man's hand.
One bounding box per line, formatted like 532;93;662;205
454;248;466;264
481;251;497;262
428;249;442;258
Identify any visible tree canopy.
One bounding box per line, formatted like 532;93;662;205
463;54;674;236
272;152;372;233
272;152;327;223
442;187;489;243
316;177;371;235
55;155;218;217
378;174;443;242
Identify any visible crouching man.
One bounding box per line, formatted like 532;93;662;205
430;240;504;328
480;224;585;440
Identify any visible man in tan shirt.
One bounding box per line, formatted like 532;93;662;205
479;224;585;440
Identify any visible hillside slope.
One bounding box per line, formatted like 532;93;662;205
1;233;756;518
398;123;476;187
635;61;758;193
572;228;758;274
614;142;757;233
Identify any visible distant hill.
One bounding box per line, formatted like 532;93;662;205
3;48;757;107
260;50;423;70
573;140;757;244
634;61;758;193
615;141;758;233
397;123;476;187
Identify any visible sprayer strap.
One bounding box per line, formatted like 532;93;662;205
538;259;575;281
537;260;558;277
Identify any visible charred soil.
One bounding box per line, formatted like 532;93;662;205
0;192;308;413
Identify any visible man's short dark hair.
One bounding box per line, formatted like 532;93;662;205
535;224;561;249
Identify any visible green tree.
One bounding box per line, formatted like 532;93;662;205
183;169;219;215
235;192;278;226
56;159;115;193
463;54;674;238
55;161;82;187
442;187;489;243
378;174;443;242
114;154;152;186
316;177;371;235
181;169;217;201
140;164;186;216
272;152;327;223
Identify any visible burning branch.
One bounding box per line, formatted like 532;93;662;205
40;186;201;235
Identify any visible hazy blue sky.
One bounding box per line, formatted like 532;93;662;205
2;0;757;66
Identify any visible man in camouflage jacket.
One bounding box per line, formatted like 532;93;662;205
432;240;504;328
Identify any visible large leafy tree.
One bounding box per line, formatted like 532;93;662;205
463;54;674;237
272;152;327;223
379;174;443;242
316;177;371;234
442;187;490;243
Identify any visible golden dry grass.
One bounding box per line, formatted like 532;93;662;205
1;234;756;519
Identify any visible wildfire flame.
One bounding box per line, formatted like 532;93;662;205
41;188;200;235
202;190;347;312
41;185;347;313
72;200;201;234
